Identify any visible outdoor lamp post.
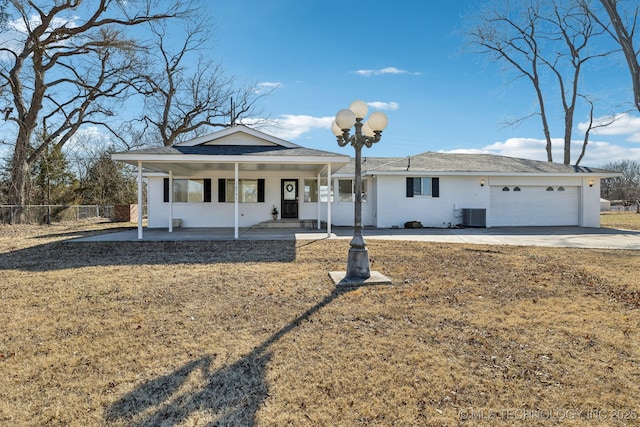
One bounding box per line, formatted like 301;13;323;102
331;100;389;283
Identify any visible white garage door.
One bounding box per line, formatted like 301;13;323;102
490;186;579;226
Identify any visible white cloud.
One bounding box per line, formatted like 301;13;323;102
353;67;421;77
445;137;640;166
258;81;281;89
367;101;399;111
257;115;334;140
65;126;115;153
578;112;640;142
0;14;79;59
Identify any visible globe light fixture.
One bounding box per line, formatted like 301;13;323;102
329;100;391;286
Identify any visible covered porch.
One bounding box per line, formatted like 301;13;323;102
111;126;350;240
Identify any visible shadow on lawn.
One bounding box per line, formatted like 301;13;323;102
0;240;297;272
105;286;349;426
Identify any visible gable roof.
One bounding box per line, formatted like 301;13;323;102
175;125;300;148
111;125;349;175
333;152;617;176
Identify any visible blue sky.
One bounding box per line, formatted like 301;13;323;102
204;0;640;166
2;0;640;167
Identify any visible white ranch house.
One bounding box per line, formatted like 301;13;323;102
112;126;617;239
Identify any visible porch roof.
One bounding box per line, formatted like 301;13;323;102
111;126;350;176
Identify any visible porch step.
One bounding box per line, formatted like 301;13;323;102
251;219;324;229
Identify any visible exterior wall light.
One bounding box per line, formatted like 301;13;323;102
480;179;485;187
589;179;594;187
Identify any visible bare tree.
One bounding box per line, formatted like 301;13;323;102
601;159;640;211
589;0;640;113
135;19;272;147
0;0;189;220
465;0;614;164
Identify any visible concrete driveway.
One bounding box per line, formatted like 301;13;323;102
74;226;640;250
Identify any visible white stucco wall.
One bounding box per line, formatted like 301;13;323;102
147;171;330;228
372;174;602;229
147;172;603;229
581;177;601;227
327;177;375;226
374;175;488;228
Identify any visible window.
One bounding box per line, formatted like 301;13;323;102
163;178;211;203
173;179;189;203
304;178;330;202
547;186;554;191
502;187;510;192
406;177;439;197
217;178;265;203
558;186;565;191
413;177;432;196
188;179;204;203
227;179;257;203
338;179;367;202
514;187;521;192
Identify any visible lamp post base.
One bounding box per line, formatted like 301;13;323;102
329;270;392;287
346;246;370;279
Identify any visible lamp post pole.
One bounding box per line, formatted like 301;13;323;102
332;100;388;281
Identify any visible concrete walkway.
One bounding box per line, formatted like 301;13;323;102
72;226;640;250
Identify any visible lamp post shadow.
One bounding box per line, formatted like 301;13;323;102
105;286;351;426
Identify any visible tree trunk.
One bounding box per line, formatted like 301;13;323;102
8;127;37;223
600;0;640;113
8;157;30;224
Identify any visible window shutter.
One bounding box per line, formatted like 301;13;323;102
406;177;414;197
257;179;265;202
163;178;169;202
432;177;440;198
218;179;226;202
203;179;212;202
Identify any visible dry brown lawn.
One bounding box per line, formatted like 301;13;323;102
1;219;639;426
601;211;640;230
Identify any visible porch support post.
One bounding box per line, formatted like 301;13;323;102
168;170;173;233
326;163;332;238
137;161;143;240
317;172;321;229
234;162;239;239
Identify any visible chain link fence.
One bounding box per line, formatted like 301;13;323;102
0;205;145;224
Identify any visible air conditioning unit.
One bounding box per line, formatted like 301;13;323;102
462;208;486;227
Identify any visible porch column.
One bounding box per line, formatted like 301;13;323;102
168;170;173;233
234;162;239;239
317;172;321;229
137;161;143;240
326;163;332;238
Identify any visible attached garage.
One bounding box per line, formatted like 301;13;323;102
490;185;580;226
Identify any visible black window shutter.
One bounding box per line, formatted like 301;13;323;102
257;179;265;202
406;177;414;197
163;178;169;202
203;179;212;202
432;177;440;198
218;179;226;202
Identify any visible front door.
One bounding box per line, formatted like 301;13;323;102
281;179;298;219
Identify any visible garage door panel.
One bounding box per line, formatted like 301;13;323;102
490;186;579;226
